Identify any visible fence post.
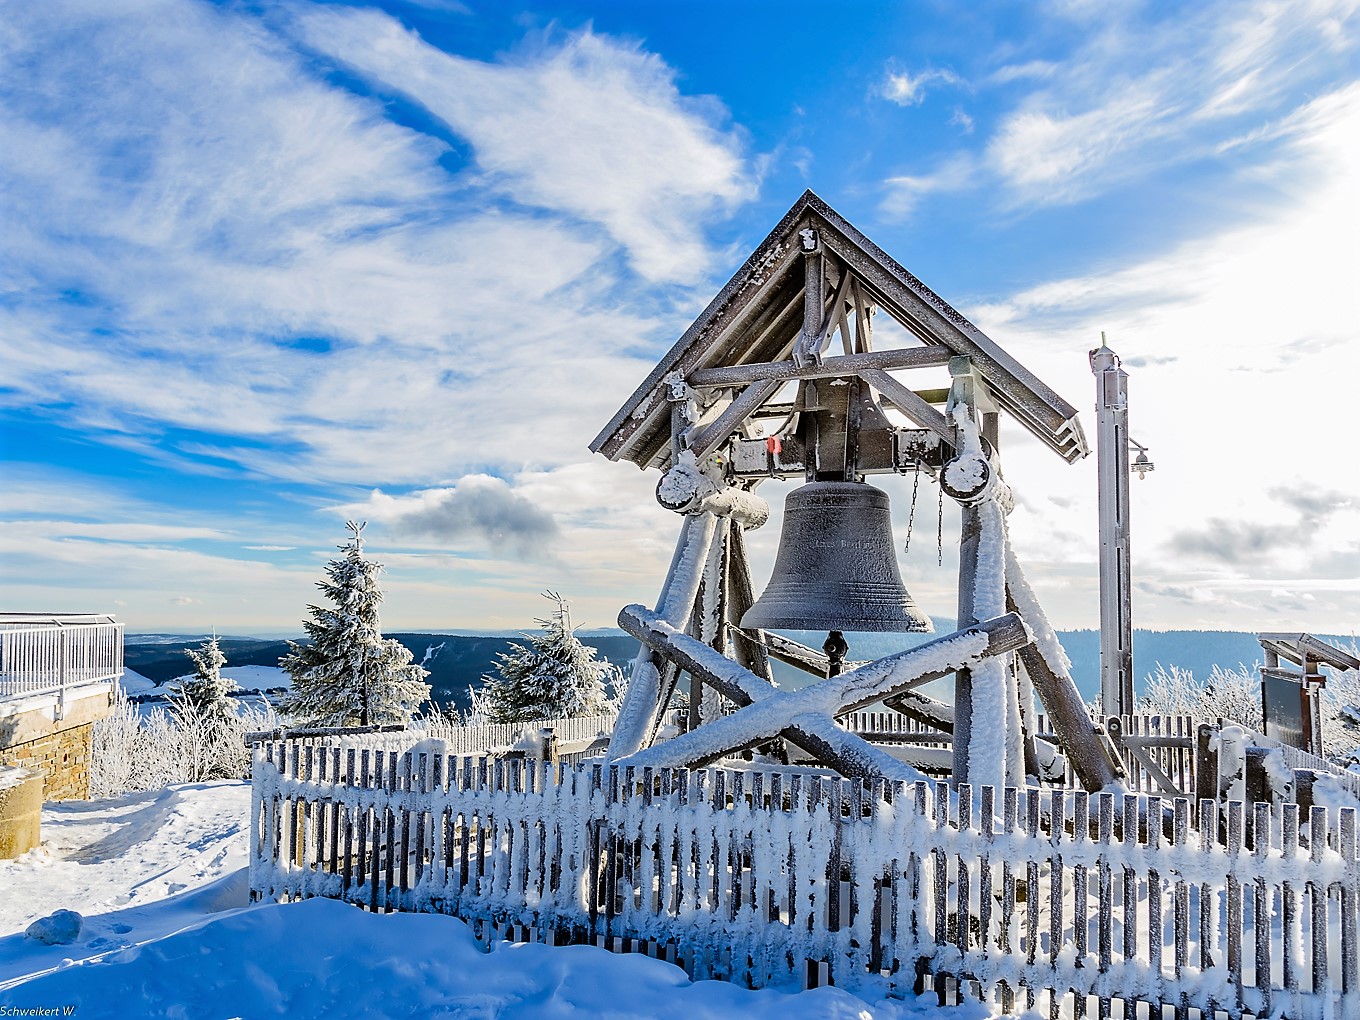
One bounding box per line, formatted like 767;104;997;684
56;625;68;721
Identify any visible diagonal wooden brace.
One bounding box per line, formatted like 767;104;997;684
617;607;1030;778
621;605;928;780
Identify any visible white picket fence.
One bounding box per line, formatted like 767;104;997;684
246;714;617;760
250;739;1360;1018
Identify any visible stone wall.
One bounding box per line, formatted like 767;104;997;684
0;722;93;801
0;767;43;858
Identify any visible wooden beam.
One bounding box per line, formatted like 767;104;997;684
618;607;939;780
1001;539;1125;791
850;276;872;354
1259;633;1360;672
618;608;1030;775
782;712;925;781
687;379;783;463
882;688;954;731
856;367;954;447
686;345;953;388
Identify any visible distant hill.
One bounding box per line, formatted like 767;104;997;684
123;633;639;714
125;627;1356;714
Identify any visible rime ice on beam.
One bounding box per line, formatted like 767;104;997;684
619;609;1030;779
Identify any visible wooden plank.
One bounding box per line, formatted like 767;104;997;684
1097;793;1114;991
1310;805;1329;997
1197;800;1215;977
1049;790;1066;976
1226;800;1244;1014
1253;800;1273;1016
1341;808;1359;1010
1282;803;1300;1008
1147;795;1163;987
1073;791;1089;968
979;786;995;962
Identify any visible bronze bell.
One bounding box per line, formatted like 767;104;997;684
741;481;933;633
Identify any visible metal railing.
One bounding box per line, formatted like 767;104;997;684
0;614;124;707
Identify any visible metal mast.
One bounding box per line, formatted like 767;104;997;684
1091;338;1134;718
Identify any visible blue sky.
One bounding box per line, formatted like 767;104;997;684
2;0;1357;636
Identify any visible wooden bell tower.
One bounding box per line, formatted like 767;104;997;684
591;191;1125;792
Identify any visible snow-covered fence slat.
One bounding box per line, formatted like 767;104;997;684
245;713;617;761
250;741;1360;1016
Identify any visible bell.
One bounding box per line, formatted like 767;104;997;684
741;481;932;633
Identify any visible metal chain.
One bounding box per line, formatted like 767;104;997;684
902;464;921;554
937;474;944;567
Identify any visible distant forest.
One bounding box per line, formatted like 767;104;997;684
124;627;1356;715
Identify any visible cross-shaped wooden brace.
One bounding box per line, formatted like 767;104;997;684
614;606;1032;782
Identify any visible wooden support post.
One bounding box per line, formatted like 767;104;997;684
945;366;1011;793
794;233;826;367
607;512;720;759
953;502;979;785
724;524;773;684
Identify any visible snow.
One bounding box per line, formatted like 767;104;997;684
222;665;289;692
0;767;33;792
116;669;158;697
23;911;81;946
0;784;993;1019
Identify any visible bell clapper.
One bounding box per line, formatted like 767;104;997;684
823;630;849;678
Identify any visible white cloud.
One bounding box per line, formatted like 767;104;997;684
289;9;754;283
967;84;1360;631
982;0;1360;204
0;0;754;491
880;156;976;220
879;67;961;106
987;60;1059;85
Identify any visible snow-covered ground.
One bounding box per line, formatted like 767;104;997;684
0;784;998;1019
122;666;290;699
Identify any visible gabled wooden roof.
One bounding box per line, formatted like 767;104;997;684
591;190;1088;471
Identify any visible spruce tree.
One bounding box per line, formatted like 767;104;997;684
477;591;616;724
169;633;238;726
279;521;431;727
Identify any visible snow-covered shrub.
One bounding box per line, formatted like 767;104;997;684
91;688;276;797
1142;653;1360;767
473;592;619;725
279;521;430;728
1141;662;1263;731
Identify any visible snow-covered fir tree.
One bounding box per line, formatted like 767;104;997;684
476;592;616;724
279;521;430;727
169;633;239;725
